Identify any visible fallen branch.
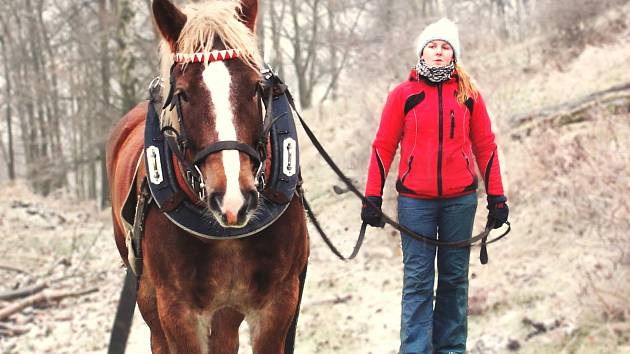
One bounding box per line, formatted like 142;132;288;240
0;287;98;321
0;272;83;302
522;317;562;340
0;282;48;301
0;322;30;336
511;82;630;127
0;264;31;277
509;86;630;139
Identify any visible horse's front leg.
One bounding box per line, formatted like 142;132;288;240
208;307;244;354
248;280;300;354
136;275;169;354
155;289;210;354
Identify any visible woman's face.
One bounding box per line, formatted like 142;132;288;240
421;40;454;67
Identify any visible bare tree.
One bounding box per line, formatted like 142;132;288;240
267;0;368;108
0;34;14;180
268;0;287;76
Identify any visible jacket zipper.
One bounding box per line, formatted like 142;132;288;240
437;83;443;196
401;156;414;184
450;110;455;139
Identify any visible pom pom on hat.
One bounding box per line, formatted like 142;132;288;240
416;18;460;60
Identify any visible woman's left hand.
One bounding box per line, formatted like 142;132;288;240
487;195;509;229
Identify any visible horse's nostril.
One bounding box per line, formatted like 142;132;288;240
236;190;258;224
209;192;224;212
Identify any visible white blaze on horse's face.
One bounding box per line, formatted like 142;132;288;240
202;61;246;226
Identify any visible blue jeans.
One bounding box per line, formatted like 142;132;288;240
397;193;477;354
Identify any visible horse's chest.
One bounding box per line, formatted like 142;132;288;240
196;242;281;306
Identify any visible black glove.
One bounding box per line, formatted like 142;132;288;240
361;196;385;228
487;195;509;229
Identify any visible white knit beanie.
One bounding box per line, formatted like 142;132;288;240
415;18;460;60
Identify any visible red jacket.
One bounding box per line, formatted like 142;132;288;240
365;70;505;199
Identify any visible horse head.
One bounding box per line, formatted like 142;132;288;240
153;0;262;228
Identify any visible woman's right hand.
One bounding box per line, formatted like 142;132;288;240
361;196;385;228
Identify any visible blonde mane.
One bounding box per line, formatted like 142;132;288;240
159;0;261;125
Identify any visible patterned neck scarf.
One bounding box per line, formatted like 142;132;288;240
415;59;455;83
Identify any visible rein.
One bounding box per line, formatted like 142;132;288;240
281;90;511;264
151;49;510;255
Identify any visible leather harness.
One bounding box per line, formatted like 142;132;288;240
142;64;301;241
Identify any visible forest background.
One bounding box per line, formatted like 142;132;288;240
0;0;629;353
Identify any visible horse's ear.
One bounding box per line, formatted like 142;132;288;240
152;0;187;51
239;0;258;32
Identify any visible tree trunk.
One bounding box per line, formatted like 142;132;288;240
36;0;66;190
269;1;286;76
116;0;138;114
98;0;111;207
256;0;265;55
289;0;321;109
327;0;338;101
0;35;15;180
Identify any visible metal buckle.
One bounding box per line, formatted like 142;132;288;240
148;77;163;101
261;64;274;81
255;161;266;191
185;168;204;201
193;165;206;201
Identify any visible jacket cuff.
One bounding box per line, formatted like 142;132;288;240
364;196;383;208
487;195;507;204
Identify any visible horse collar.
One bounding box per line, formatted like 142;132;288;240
143;66;300;240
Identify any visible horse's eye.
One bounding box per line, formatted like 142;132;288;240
252;85;260;100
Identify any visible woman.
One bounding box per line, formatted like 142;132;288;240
361;18;509;354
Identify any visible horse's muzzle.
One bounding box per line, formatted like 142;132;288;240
209;189;258;227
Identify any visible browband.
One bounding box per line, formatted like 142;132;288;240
174;49;241;63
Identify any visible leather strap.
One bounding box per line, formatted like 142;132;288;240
130;180;152;276
107;269;137;354
193;140;261;165
302;195;365;261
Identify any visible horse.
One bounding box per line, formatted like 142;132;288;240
105;0;309;352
